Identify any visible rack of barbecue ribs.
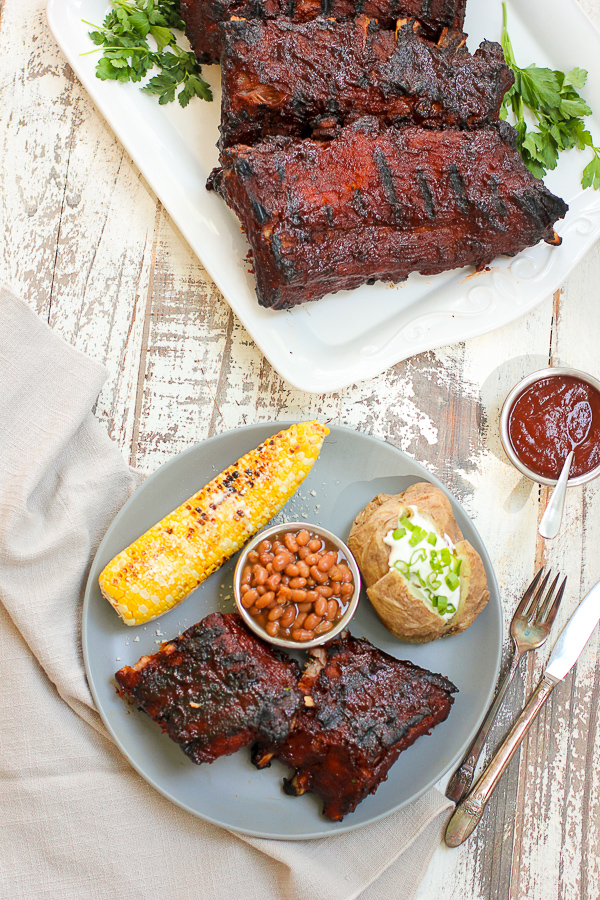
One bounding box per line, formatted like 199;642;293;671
115;613;302;764
207;118;569;309
218;17;514;148
181;0;467;64
251;632;458;821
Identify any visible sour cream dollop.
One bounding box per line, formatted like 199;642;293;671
383;506;461;621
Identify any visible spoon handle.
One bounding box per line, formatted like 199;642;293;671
538;450;574;540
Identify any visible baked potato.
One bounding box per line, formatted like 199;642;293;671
347;482;489;642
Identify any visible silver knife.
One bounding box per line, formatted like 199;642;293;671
445;578;600;847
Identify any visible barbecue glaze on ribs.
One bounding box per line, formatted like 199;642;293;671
181;0;467;64
208;118;569;309
219;17;513;148
115;612;302;764
252;633;458;820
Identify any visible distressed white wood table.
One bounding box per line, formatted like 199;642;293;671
2;0;600;897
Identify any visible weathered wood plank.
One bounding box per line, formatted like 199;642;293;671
130;205;232;469
508;239;600;900
0;0;77;318
0;0;164;457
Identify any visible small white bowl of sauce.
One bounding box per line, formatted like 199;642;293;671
500;366;600;486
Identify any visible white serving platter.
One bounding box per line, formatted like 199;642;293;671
47;0;600;393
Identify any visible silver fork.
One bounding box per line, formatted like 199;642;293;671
445;567;566;803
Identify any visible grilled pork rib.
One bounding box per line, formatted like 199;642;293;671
181;0;467;64
115;613;302;764
219;17;513;149
208;118;569;309
252;633;457;821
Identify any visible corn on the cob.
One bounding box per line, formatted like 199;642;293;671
99;421;329;625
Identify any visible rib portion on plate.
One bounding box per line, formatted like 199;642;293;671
208;118;569;309
115;612;302;764
181;0;468;64
219;17;513;149
252;632;458;820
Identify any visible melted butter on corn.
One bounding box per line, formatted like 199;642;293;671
99;421;329;625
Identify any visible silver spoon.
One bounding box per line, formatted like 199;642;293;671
538;450;574;540
538;400;593;540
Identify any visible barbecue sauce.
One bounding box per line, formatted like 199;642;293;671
507;375;600;479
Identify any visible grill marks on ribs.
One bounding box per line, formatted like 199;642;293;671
115;616;459;818
115;612;302;764
208;118;569;309
219;17;514;149
181;0;467;64
252;633;457;821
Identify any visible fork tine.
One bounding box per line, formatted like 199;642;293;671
533;572;561;623
514;567;545;617
542;576;567;627
521;568;552;620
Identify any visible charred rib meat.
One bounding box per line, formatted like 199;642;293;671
115;612;302;764
208;118;569;309
181;0;467;64
252;633;457;821
219;17;513;149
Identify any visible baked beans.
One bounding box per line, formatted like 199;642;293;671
240;529;354;643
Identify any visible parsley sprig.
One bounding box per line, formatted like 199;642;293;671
499;2;600;189
85;0;212;106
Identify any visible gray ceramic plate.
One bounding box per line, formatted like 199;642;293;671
83;423;502;839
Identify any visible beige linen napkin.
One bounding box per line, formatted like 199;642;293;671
0;286;452;900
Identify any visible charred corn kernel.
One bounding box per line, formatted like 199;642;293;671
99;421;329;625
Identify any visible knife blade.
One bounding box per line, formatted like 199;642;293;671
545;579;600;680
445;578;600;847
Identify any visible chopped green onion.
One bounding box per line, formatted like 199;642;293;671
446;603;456;615
437;596;448;615
441;548;451;566
445;572;460;591
427;572;441;590
430;552;443;573
454;558;462;575
409;526;426;546
410;548;427;566
427;532;438;546
431;595;439;607
394;560;410;575
392;527;406;540
400;515;414;531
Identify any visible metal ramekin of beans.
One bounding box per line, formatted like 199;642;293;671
233;522;361;649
